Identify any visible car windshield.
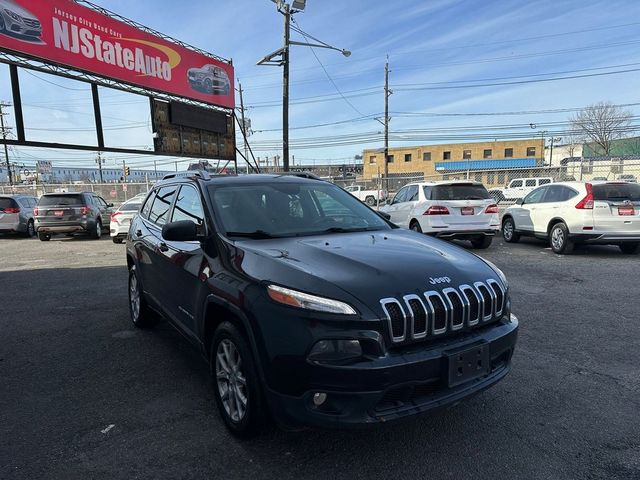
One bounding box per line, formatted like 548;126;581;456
38;194;83;206
593;183;640;201
429;184;490;200
208;181;389;238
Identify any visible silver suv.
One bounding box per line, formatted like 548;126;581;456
0;194;38;237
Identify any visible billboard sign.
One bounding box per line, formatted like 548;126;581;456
0;0;234;108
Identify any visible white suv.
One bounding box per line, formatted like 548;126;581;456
379;181;500;248
502;181;640;254
490;177;553;202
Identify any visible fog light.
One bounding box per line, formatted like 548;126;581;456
313;392;327;406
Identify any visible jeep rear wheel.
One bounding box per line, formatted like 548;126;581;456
128;265;158;328
211;321;267;438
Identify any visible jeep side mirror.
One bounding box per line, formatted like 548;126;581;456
162;220;199;242
515;198;524;206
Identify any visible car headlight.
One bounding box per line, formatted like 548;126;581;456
5;9;22;21
482;259;509;289
267;285;357;315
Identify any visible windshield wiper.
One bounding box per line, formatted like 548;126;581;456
318;226;381;234
225;230;278;239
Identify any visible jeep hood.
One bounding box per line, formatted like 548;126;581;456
234;229;500;311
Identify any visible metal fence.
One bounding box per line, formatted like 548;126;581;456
0;182;151;205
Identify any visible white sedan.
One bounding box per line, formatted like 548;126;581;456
110;197;144;244
380;181;500;249
501;181;640;254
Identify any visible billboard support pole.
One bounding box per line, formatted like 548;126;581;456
0;102;12;185
9;65;24;142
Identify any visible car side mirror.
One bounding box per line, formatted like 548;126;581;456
515;198;524;206
162;220;199;242
107;203;114;207
378;211;391;221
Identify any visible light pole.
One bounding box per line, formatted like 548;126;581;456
257;0;350;171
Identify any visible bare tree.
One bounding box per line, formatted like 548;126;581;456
570;101;633;156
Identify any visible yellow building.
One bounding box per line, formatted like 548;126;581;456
362;139;544;187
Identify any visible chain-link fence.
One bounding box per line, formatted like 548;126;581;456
0;182;152;205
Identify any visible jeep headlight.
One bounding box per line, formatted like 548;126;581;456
482;259;508;289
267;285;357;315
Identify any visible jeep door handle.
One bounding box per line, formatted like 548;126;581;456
158;242;169;252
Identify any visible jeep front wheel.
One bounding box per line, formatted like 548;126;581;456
211;321;267;438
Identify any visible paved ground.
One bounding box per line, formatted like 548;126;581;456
1;233;639;480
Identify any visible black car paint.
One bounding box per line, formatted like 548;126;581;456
126;174;518;429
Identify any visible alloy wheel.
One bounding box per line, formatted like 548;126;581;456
129;273;140;322
216;339;248;423
551;226;564;251
503;221;513;241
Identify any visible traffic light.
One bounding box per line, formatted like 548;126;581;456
124;166;130;177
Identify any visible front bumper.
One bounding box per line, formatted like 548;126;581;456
264;314;518;429
4;15;42;37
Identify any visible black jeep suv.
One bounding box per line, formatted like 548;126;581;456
126;171;518;437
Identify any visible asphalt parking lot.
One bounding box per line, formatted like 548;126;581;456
1;234;639;480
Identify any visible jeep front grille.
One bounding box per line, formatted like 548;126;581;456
380;280;506;343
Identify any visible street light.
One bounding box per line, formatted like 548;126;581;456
258;1;351;171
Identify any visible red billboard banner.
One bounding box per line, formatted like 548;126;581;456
0;0;235;108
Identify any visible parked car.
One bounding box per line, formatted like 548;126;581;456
187;64;230;95
344;185;388;206
379;181;500;249
490;177;553;202
617;175;637;183
0;194;38;237
110;198;144;244
0;0;42;39
34;192;113;241
126;171;518;437
502;181;640;254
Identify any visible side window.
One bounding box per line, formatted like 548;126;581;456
96;196;108;208
538;178;552;186
542;186;564;203
510;180;523;188
140;191;156;219
406;185;419;202
525;179;536;187
148;185;178;226
422;186;432;200
561;186;579;201
523;187;547;205
393;187;408;204
171;186;205;231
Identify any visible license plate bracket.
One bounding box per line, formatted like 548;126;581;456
445;344;490;387
618;207;634;216
461;206;474;216
54;210;64;217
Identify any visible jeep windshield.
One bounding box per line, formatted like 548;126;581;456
209;181;390;239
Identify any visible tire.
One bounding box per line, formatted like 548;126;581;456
211;321;267;438
410;220;423;233
204;78;213;93
619;243;640;254
91;220;102;239
502;217;520;243
38;232;51;242
549;222;574;254
112;237;123;244
25;220;36;238
471;236;493;249
128;265;158;328
364;196;376;207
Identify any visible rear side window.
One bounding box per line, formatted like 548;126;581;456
38;194;83;206
406;185;419;201
431;184;490;200
593;183;640;202
148;185;178;226
171;186;204;226
0;197;18;210
140;192;156;219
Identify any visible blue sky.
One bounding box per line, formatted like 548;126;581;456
2;0;640;171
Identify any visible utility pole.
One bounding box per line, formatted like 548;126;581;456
383;56;390;192
0;102;13;185
282;3;291;172
153;158;158;181
238;82;251;174
96;151;104;183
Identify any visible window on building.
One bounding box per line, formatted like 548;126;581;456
404;153;412;162
388;155;394;163
483;149;492;159
369;155;376;164
423;152;431;161
526;147;536;157
463;150;471;160
487;172;495;185
504;148;513;158
443;151;451;160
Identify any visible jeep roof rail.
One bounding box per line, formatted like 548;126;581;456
162;170;211;181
